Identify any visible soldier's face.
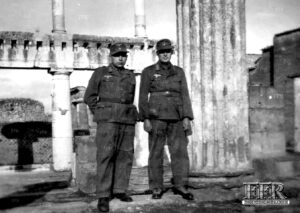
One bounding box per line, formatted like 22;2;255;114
157;49;172;63
111;52;128;68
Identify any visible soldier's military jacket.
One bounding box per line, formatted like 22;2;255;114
139;62;194;121
84;64;138;124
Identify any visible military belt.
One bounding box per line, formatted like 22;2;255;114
150;91;180;97
99;97;132;104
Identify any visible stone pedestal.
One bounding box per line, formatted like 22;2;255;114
176;0;251;174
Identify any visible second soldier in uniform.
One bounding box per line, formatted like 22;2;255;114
84;43;138;212
139;39;194;200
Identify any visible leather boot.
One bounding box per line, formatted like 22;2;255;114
152;188;163;199
97;197;109;212
114;193;133;202
173;187;194;201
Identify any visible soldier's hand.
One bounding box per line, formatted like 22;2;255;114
182;118;190;131
144;119;152;133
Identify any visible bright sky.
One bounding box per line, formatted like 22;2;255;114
0;0;299;113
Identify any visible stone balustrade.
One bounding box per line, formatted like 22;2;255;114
0;31;157;70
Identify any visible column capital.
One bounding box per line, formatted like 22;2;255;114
48;67;73;75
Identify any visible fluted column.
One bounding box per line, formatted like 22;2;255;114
177;0;251;174
52;0;66;33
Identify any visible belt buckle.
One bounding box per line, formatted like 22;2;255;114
165;91;171;96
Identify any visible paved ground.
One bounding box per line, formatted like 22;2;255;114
0;168;299;213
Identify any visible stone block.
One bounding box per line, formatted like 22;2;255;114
76;162;96;194
249;109;284;132
249;86;284;109
252;154;300;180
252;158;277;180
276;161;294;178
293;160;300;175
250;132;286;159
75;135;96;163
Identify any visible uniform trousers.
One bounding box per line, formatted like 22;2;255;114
148;119;189;190
95;122;134;198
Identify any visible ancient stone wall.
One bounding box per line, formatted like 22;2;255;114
249;48;272;86
0;98;52;165
249;28;300;152
249;86;285;158
273;29;300;150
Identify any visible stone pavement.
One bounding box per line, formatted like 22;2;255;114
0;157;300;213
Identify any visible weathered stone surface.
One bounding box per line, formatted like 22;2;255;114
249;109;285;132
249;86;284;109
276;161;295;178
177;0;250;174
252;154;300;180
252;158;278;180
273;29;300;151
250;132;285;158
75;162;96;194
248;86;286;158
75;136;96;163
0;98;49;123
249;48;272;87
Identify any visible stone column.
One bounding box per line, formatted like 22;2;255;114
133;0;151;167
294;78;300;152
52;0;66;33
176;0;251;174
50;68;73;171
134;0;147;38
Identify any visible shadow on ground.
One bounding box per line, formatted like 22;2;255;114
0;180;69;210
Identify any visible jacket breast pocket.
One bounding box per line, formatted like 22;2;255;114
101;78;115;90
93;104;112;122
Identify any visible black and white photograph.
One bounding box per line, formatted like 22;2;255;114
0;0;299;212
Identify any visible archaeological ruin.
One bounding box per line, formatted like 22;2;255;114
0;0;299;194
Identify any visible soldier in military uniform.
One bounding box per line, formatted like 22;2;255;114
139;39;194;201
84;43;138;212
